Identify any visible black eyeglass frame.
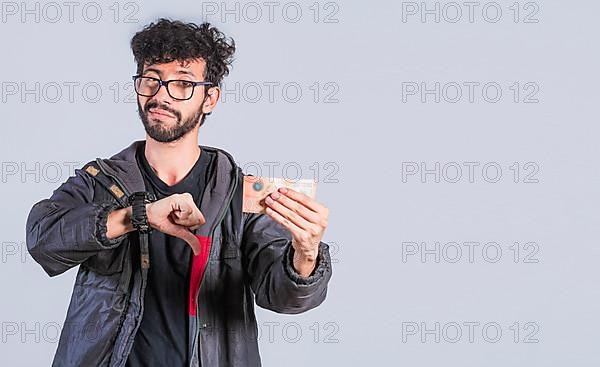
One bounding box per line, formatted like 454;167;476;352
131;75;214;101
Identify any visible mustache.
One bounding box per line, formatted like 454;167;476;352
144;100;181;120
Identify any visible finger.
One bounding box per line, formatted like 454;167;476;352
171;193;197;215
162;221;200;255
181;197;205;227
174;199;194;216
179;230;201;255
265;206;304;238
269;191;321;224
188;221;204;231
175;210;206;229
265;196;312;231
278;187;326;214
172;208;191;220
173;205;205;227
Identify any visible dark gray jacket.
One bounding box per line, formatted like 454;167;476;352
25;141;332;367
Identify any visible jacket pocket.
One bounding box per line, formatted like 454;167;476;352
220;241;240;259
83;238;130;275
218;232;242;260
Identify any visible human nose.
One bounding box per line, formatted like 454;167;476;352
153;81;173;103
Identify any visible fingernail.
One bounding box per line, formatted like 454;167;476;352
271;192;280;200
279;187;288;194
265;196;273;205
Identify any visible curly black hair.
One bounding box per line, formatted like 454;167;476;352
131;18;236;87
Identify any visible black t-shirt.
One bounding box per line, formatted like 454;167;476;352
126;143;213;367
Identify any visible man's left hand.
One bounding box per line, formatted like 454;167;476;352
264;187;329;277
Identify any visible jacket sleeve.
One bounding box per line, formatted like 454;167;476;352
242;211;333;314
25;165;128;277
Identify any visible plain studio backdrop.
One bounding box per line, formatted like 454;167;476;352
1;1;599;366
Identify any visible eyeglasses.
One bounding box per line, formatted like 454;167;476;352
132;75;213;101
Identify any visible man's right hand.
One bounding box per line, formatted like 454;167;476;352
107;193;205;255
146;193;205;254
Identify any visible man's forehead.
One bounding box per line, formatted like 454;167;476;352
143;59;206;75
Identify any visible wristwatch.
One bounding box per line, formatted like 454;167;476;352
128;191;157;233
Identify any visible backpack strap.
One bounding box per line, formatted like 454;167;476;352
83;161;151;270
83;162;129;207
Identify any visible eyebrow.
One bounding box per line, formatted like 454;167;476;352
142;67;197;79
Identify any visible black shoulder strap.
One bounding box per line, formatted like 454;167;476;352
83;162;129;207
83;161;151;270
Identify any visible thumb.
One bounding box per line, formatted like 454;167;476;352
162;222;201;255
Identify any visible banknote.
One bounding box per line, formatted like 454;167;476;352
242;176;317;213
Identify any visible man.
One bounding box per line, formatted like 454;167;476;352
26;18;332;367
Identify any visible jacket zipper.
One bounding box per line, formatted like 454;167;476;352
189;168;239;367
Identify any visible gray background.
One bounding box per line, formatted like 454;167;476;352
1;0;599;366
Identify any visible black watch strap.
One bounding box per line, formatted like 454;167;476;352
128;191;156;233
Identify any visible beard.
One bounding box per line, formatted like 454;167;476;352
137;99;203;143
